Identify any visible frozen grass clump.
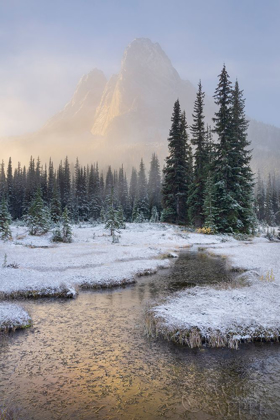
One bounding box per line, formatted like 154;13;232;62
0;303;31;332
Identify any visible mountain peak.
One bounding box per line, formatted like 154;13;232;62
71;68;106;105
121;38;179;81
43;68;106;132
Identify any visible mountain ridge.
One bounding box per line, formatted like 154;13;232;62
1;38;279;176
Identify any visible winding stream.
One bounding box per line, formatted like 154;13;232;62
1;252;280;419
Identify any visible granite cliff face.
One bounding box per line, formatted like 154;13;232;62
43;68;107;133
1;38;279;174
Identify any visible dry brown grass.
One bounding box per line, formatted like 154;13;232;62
144;308;280;350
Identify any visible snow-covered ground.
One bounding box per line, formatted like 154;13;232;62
151;236;280;348
1;223;279;345
0;223;192;297
0;302;31;331
0;223;193;329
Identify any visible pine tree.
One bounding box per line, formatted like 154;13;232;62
0;160;6;200
50;182;62;224
105;188;120;241
135;159;149;220
88;164;102;221
63;157;71;209
271;174;279;224
150;206;159;223
26;188;50;235
230;80;255;233
255;171;265;221
105;166;114;198
123;174;132;221
148;153;162;215
47;158;55;202
0;196;12;240
116;206;126;229
25;156;36;210
162;100;190;224
61;207;72;243
118;165;126;209
35;157;41;190
205;125;215;169
6;157;13;217
51;224;63;242
73;160;89;221
265;174;276;226
188;81;207;227
129;167;138;211
212;65;239;232
203;174;217;232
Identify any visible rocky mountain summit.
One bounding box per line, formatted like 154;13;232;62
1;38;279;174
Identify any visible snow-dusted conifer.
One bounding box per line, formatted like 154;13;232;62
188;81;207;227
150;206;159;223
50;182;62;224
136;159;149;219
61;207;72;243
212;65;237;232
162;100;190;224
105;188;120;240
148;154;161;215
0;196;12;240
203;174;217;232
26;188;50;235
116;206;126;229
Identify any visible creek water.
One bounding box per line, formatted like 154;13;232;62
1;252;280;419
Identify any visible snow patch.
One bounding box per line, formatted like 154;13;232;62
149;236;280;348
0;302;31;331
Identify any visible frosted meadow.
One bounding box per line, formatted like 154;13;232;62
1;222;279;350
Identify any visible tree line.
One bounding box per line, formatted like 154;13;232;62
0;153;162;225
255;171;280;226
0;64;278;236
162;65;256;233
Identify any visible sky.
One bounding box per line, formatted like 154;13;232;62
0;0;279;136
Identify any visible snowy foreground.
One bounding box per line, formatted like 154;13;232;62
0;223;279;348
151;236;280;348
0;223;193;330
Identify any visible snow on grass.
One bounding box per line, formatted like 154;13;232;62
0;302;31;331
149;236;280;348
0;223;195;300
1;223;194;329
3;222;278;347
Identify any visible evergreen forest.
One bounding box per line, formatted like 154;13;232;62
0;65;279;235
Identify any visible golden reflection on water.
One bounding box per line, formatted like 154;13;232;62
1;253;280;419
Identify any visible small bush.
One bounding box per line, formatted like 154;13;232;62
196;226;214;235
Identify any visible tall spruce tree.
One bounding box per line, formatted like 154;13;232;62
13;163;25;220
255;171;265;222
230;80;255;232
212;65;239;232
148;153;161;214
129;167;138;212
135;159;149;220
203;173;217;232
0;161;6;199
0;196;12;240
162;100;189;224
50;182;62;223
265;174;276;226
7;157;13;216
188;81;207;227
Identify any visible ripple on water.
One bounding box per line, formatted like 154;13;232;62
1;252;280;420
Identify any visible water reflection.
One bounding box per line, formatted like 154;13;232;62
0;252;280;419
